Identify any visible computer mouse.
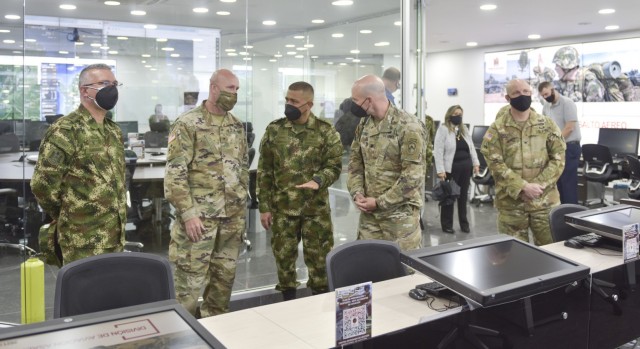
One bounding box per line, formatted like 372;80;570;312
564;239;584;249
408;288;429;301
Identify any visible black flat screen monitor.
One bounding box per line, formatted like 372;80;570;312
116;121;139;141
597;128;640;159
400;235;590;307
0;300;226;348
565;204;640;241
472;125;489;149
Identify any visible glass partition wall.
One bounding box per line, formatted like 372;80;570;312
0;0;414;323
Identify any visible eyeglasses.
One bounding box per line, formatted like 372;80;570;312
82;80;122;88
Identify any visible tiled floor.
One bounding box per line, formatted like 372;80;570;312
0;184;500;324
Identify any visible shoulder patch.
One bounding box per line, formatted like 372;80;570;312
484;131;493;141
168;129;179;143
406;136;418;156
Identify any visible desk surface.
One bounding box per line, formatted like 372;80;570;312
199;274;452;349
541;240;623;274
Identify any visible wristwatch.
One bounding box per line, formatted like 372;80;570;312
312;176;323;187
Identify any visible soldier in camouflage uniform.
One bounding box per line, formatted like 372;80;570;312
553;46;637;102
424;114;435;174
164;69;248;317
481;79;565;246
347;75;426;251
32;63;126;265
258;81;342;298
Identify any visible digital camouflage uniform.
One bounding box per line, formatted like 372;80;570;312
165;101;248;317
553;46;639;102
480;106;565;246
424;114;436;174
257;113;342;294
348;105;427;251
32;105;126;265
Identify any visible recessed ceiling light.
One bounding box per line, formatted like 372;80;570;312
141;54;151;57
311;19;325;24
156;38;168;42
239;52;248;56
466;41;478;47
220;0;236;2
144;24;157;29
480;4;497;11
353;59;361;63
311;55;318;59
91;43;101;47
228;52;238;56
350;49;360;54
332;0;353;5
0;30;10;33
193;7;209;13
243;57;251;61
161;47;175;51
91;50;100;53
327;62;334;65
296;47;307;51
528;34;541;39
243;45;253;49
374;41;390;46
225;48;236;52
141;60;146;63
216;11;230;15
263;20;276;25
74;41;84;45
25;38;36;42
294;35;305;39
295;55;304;58
287;51;296;55
599;8;615;14
117;36;128;40
58;50;69;54
605;25;619;30
304;44;314;48
100;46;109;50
332;33;344;38
285;44;295;48
339;62;347;66
3;39;15;44
359;29;372;34
199;55;207;59
274;54;283;58
5;15;21;20
345;57;354;60
131;10;146;16
108;50;118;54
59;4;76;10
104;1;120;5
170;53;180;57
269;59;277;62
394;21;401;26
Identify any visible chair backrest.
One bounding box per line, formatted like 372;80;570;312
54;252;175;318
472;148;494;185
627;156;640;199
548;204;589;242
143;131;169;148
326;240;407;291
0;133;19;153
582;144;615;180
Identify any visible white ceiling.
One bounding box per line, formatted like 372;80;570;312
1;0;640;57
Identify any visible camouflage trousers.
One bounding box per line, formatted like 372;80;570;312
61;245;123;265
497;208;553;246
357;204;422;251
169;213;245;318
271;212;334;294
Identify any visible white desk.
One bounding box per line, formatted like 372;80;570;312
541;241;623;274
199;274;455;349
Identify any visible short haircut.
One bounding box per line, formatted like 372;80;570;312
382;67;401;82
288;81;314;100
78;63;112;88
537;81;554;93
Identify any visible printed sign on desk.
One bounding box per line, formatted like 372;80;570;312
623;223;640;263
335;281;372;346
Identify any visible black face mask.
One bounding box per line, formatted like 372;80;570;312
509;95;531;112
88;85;119;111
284;104;302;121
351;98;369;118
544;91;555;103
450;116;462;125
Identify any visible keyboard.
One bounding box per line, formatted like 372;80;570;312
416;282;455;297
571;233;603;247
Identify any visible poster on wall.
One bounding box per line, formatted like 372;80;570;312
484;38;640;143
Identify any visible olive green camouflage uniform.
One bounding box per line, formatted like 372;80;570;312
165;102;248;317
348;105;427;251
481;106;565;246
424;114;435;174
553;46;639;102
32;105;126;265
257;113;342;293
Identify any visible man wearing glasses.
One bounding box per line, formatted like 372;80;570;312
32;63;126;265
481;79;565;246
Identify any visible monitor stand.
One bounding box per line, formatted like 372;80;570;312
436;310;503;349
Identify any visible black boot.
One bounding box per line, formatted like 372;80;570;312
281;289;297;301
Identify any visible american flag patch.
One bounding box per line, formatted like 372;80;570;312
484;131;493;140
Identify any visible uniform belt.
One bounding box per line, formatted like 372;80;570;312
566;141;580;145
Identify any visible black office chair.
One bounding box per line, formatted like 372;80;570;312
0;125;19;153
548;204;588;242
326;240;407;291
54;252;175;318
582;144;619;206
626;155;640;200
470;149;494;207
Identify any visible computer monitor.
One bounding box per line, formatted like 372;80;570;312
0;300;226;348
400;235;590;307
116;121;139;141
434;120;440;130
597;128;640;159
471;125;489;149
565;204;640;241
